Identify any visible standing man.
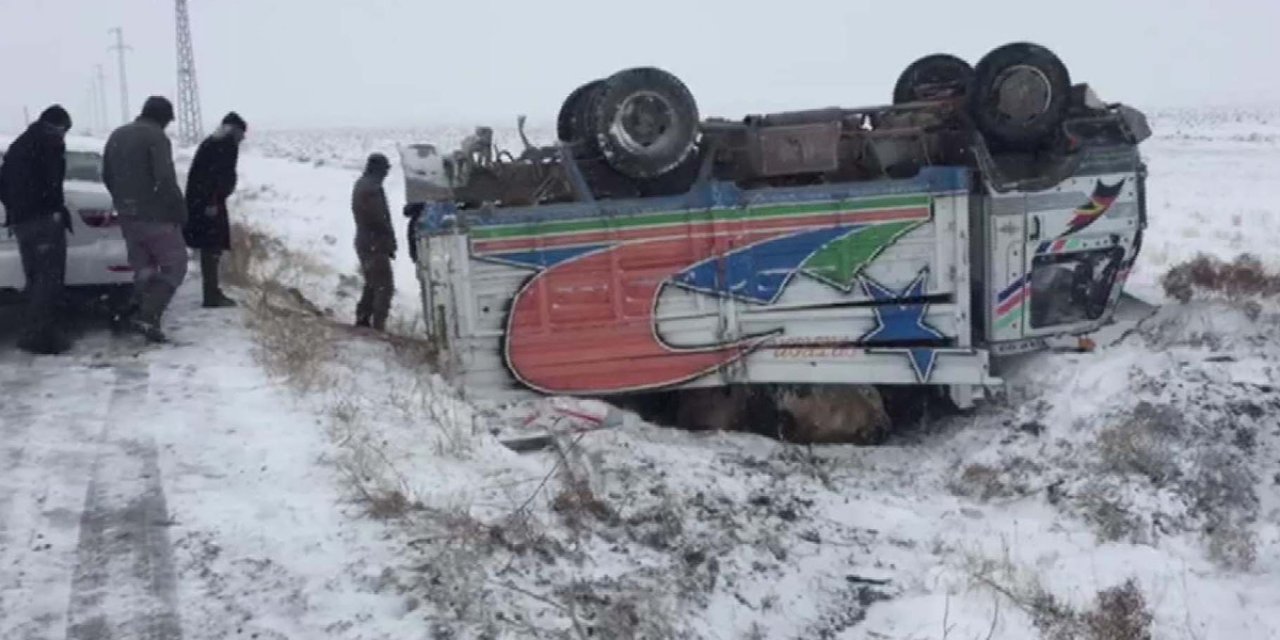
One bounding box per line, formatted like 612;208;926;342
0;105;74;355
102;96;188;343
183;112;247;308
352;153;397;331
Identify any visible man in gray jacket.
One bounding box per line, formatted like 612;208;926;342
102;96;188;343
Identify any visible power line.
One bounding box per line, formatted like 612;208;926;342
108;27;132;124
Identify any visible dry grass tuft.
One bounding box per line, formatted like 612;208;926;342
226;221;329;290
1162;253;1280;314
967;552;1154;640
245;295;336;391
1079;580;1154;640
1096;402;1182;485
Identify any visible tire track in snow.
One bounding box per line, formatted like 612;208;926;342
0;359;114;640
65;361;184;640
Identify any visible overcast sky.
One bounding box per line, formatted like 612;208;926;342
2;0;1277;134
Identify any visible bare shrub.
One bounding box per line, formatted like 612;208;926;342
561;576;680;640
224;222;276;287
226;222;330;290
387;312;437;368
625;497;686;551
1080;580;1154;640
552;476;616;532
1084;402;1262;566
327;406;418;518
1186;448;1258;521
1076;483;1147;544
245;296;335;391
1161;253;1280;305
1204;514;1259;572
1188;449;1259;570
969;555;1153;640
1096;402;1181;485
415;376;476;458
949;459;1039;502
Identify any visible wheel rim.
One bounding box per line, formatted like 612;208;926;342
610;90;679;153
990;64;1052;123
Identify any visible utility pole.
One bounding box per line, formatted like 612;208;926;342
23;106;31;127
96;65;110;132
174;0;204;145
85;81;97;134
108;27;132;124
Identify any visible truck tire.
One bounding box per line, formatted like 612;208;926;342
637;145;703;196
967;42;1071;149
586;67;700;180
557;79;604;144
892;53;973;104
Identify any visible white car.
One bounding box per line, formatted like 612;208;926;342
0;134;133;309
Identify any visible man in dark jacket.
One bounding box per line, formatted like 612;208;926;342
0;105;74;354
183;112;246;308
352;153;397;331
102;96;188;343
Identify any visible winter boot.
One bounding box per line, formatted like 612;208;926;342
128;280;175;344
201;250;237;308
126;318;169;344
203;291;238;308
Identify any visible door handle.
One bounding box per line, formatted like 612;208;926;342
1029;216;1042;241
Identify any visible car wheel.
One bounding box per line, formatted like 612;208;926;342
892;53;973;104
585;67;700;180
557;79;605;144
967;42;1072;149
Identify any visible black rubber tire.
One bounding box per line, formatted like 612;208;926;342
556;79;604;144
585;67;700;180
892;53;973;104
636;145;702;197
967;42;1071;149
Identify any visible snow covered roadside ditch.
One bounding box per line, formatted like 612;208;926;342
233;280;1280;639
199;110;1280;638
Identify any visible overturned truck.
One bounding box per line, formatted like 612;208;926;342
399;42;1151;443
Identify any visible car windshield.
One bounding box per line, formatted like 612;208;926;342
66;151;103;182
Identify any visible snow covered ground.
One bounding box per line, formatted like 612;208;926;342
0;287;431;639
2;107;1279;638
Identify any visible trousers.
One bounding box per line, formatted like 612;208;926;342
120;218;189;324
356;252;394;330
13;213;67;341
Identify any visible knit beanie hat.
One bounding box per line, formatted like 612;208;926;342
38;104;72;130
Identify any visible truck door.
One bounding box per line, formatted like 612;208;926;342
1019;171;1141;337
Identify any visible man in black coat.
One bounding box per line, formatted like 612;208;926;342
0;105;74;354
352;153;397;330
183;112;246;308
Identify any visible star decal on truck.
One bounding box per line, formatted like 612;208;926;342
856;267;950;382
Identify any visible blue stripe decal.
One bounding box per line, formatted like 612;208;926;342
672;226;863;305
997;274;1029;303
477;244;608;269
